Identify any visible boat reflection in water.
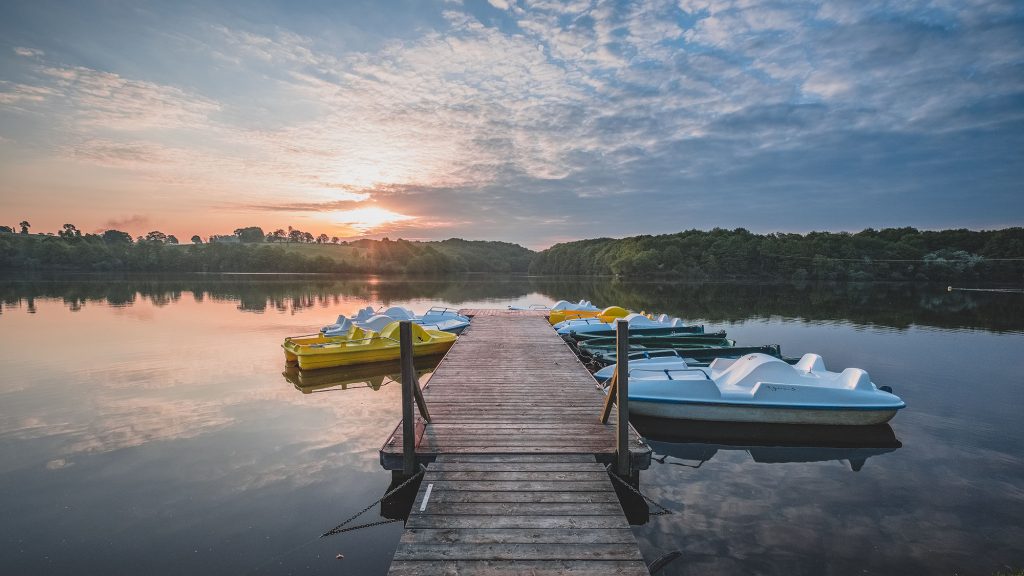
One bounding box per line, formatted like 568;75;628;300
615;420;902;527
282;354;445;394
634;416;902;473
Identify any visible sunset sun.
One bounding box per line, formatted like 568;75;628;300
324;206;414;233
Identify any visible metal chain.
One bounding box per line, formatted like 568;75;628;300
322;518;401;535
605;464;674;516
320;466;425;538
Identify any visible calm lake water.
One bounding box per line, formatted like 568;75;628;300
1;275;1022;575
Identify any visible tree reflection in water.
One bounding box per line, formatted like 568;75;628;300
2;274;1021;332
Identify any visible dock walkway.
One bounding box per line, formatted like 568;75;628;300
380;310;651;574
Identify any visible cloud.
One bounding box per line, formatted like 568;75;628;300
68;139;176;168
103;214;150;230
38;65;220;130
0;81;55;105
240;199;369;212
13;46;44;58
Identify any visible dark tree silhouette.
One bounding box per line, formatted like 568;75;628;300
233;226;265;243
59;224;82;238
191;235;203;244
19;220;30;234
102;230;133;244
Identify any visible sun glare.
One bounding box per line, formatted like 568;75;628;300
324;207;415;233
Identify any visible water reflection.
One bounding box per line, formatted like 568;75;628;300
638;420;902;473
3;274;1021;331
1;274;1022;576
634;417;903;448
283;356;442;393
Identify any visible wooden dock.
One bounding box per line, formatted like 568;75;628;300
380;310;651;575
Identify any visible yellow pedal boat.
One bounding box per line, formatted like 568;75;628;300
282;322;457;370
549;305;630;325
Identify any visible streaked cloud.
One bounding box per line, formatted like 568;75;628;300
12;47;44;58
241;199;370;213
39;65;220;130
102;214;150;231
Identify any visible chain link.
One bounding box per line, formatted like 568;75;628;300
605;464;674;516
320;466;425;538
322;518;401;534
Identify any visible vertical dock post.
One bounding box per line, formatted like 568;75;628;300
615;319;630;476
400;320;417;476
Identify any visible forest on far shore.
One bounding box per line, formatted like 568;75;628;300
1;222;1022;282
529;227;1024;283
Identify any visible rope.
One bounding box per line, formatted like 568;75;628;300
605;464;673;516
320;466;426;538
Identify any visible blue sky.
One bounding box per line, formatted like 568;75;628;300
1;0;1021;247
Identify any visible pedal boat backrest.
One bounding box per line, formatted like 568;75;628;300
597;306;629;322
381;306;416;321
321;315;353;336
362;314;398;333
379;321;437;343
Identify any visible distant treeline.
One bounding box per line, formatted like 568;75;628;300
0;230;534;274
530;227;1024;283
2;225;1022;281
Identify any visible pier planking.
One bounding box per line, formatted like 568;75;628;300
379;312;651;469
380;311;651;574
388;454;648;576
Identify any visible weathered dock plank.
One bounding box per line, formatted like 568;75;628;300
388;560;649;576
389;454;648;575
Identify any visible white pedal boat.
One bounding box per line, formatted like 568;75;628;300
324;306;470;336
556;312;700;336
599;353;905;425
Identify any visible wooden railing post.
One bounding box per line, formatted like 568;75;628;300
615;319;630;476
400;321;417;476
